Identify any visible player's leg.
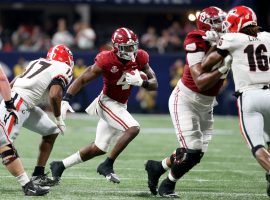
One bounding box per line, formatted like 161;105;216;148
237;93;270;196
0;94;29;141
145;89;180;195
50;118;117;183
0;123;49;196
158;88;204;197
23;106;60;186
96;96;140;183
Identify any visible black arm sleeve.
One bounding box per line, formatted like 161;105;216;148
217;48;229;57
48;78;66;91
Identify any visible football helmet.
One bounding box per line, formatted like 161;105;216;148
222;6;257;33
196;6;226;32
111;27;139;62
46;44;74;68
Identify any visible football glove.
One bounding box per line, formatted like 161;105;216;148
218;55;232;74
5;99;19;124
55;116;66;135
125;69;143;87
202;31;219;46
61;100;74;120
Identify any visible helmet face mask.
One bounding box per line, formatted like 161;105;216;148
196;6;226;32
117;42;139;61
112;27;139;62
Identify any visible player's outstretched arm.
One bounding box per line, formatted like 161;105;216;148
141;63;158;91
66;64;102;97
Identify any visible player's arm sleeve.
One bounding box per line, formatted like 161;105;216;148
94;52;106;69
187;52;205;67
216;34;236;57
49;66;73;90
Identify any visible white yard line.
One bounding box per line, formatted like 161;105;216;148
0;176;264;183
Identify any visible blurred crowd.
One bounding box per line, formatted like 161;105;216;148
0;18;195;53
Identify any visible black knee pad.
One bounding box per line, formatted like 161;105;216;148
170;148;204;179
0;144;19;165
252;145;265;157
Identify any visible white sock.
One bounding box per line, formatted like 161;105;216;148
168;170;178;182
162;158;170;170
63;151;83;168
16;172;30;186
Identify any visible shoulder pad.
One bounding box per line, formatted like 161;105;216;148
136;49;149;65
184;30;207;52
95;50;112;67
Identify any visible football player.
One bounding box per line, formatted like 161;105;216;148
0;65;50;195
202;6;270;197
50;27;158;184
0;44;73;186
144;7;232;197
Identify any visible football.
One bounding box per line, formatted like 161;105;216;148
139;71;148;80
126;70;148;80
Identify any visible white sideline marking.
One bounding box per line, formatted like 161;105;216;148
68;126;233;135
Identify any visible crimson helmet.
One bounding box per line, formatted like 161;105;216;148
196;6;226;32
46;44;74;68
111;27;139;62
222;6;257;33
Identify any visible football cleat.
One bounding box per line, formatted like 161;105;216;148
158;177;179;198
31;172;59;187
97;162;120;184
145;160;166;195
266;173;270;197
22;181;50;196
50;161;66;185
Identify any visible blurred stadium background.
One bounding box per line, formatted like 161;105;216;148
1;0;270;199
0;0;268;115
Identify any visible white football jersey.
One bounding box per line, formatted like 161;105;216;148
218;32;270;92
12;58;73;107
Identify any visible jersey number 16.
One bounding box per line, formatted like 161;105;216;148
244;44;269;72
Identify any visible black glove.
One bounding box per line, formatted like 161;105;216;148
5;99;19;124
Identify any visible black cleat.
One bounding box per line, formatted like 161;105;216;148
145;160;166;195
266;173;270;197
22;181;50;196
158;177;179;198
97;161;120;184
50;161;65;185
31;172;59;187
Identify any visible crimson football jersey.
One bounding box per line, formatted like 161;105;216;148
181;30;224;96
95;49;149;103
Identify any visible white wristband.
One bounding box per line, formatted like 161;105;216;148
218;65;229;74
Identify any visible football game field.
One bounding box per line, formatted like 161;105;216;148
0;114;268;199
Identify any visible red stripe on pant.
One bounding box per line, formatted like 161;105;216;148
236;98;252;148
98;100;129;130
0;121;12;144
7;97;23;135
173;87;187;148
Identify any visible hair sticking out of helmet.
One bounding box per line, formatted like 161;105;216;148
111;27;139;62
222;6;257;33
46;44;74;68
196;6;226;32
